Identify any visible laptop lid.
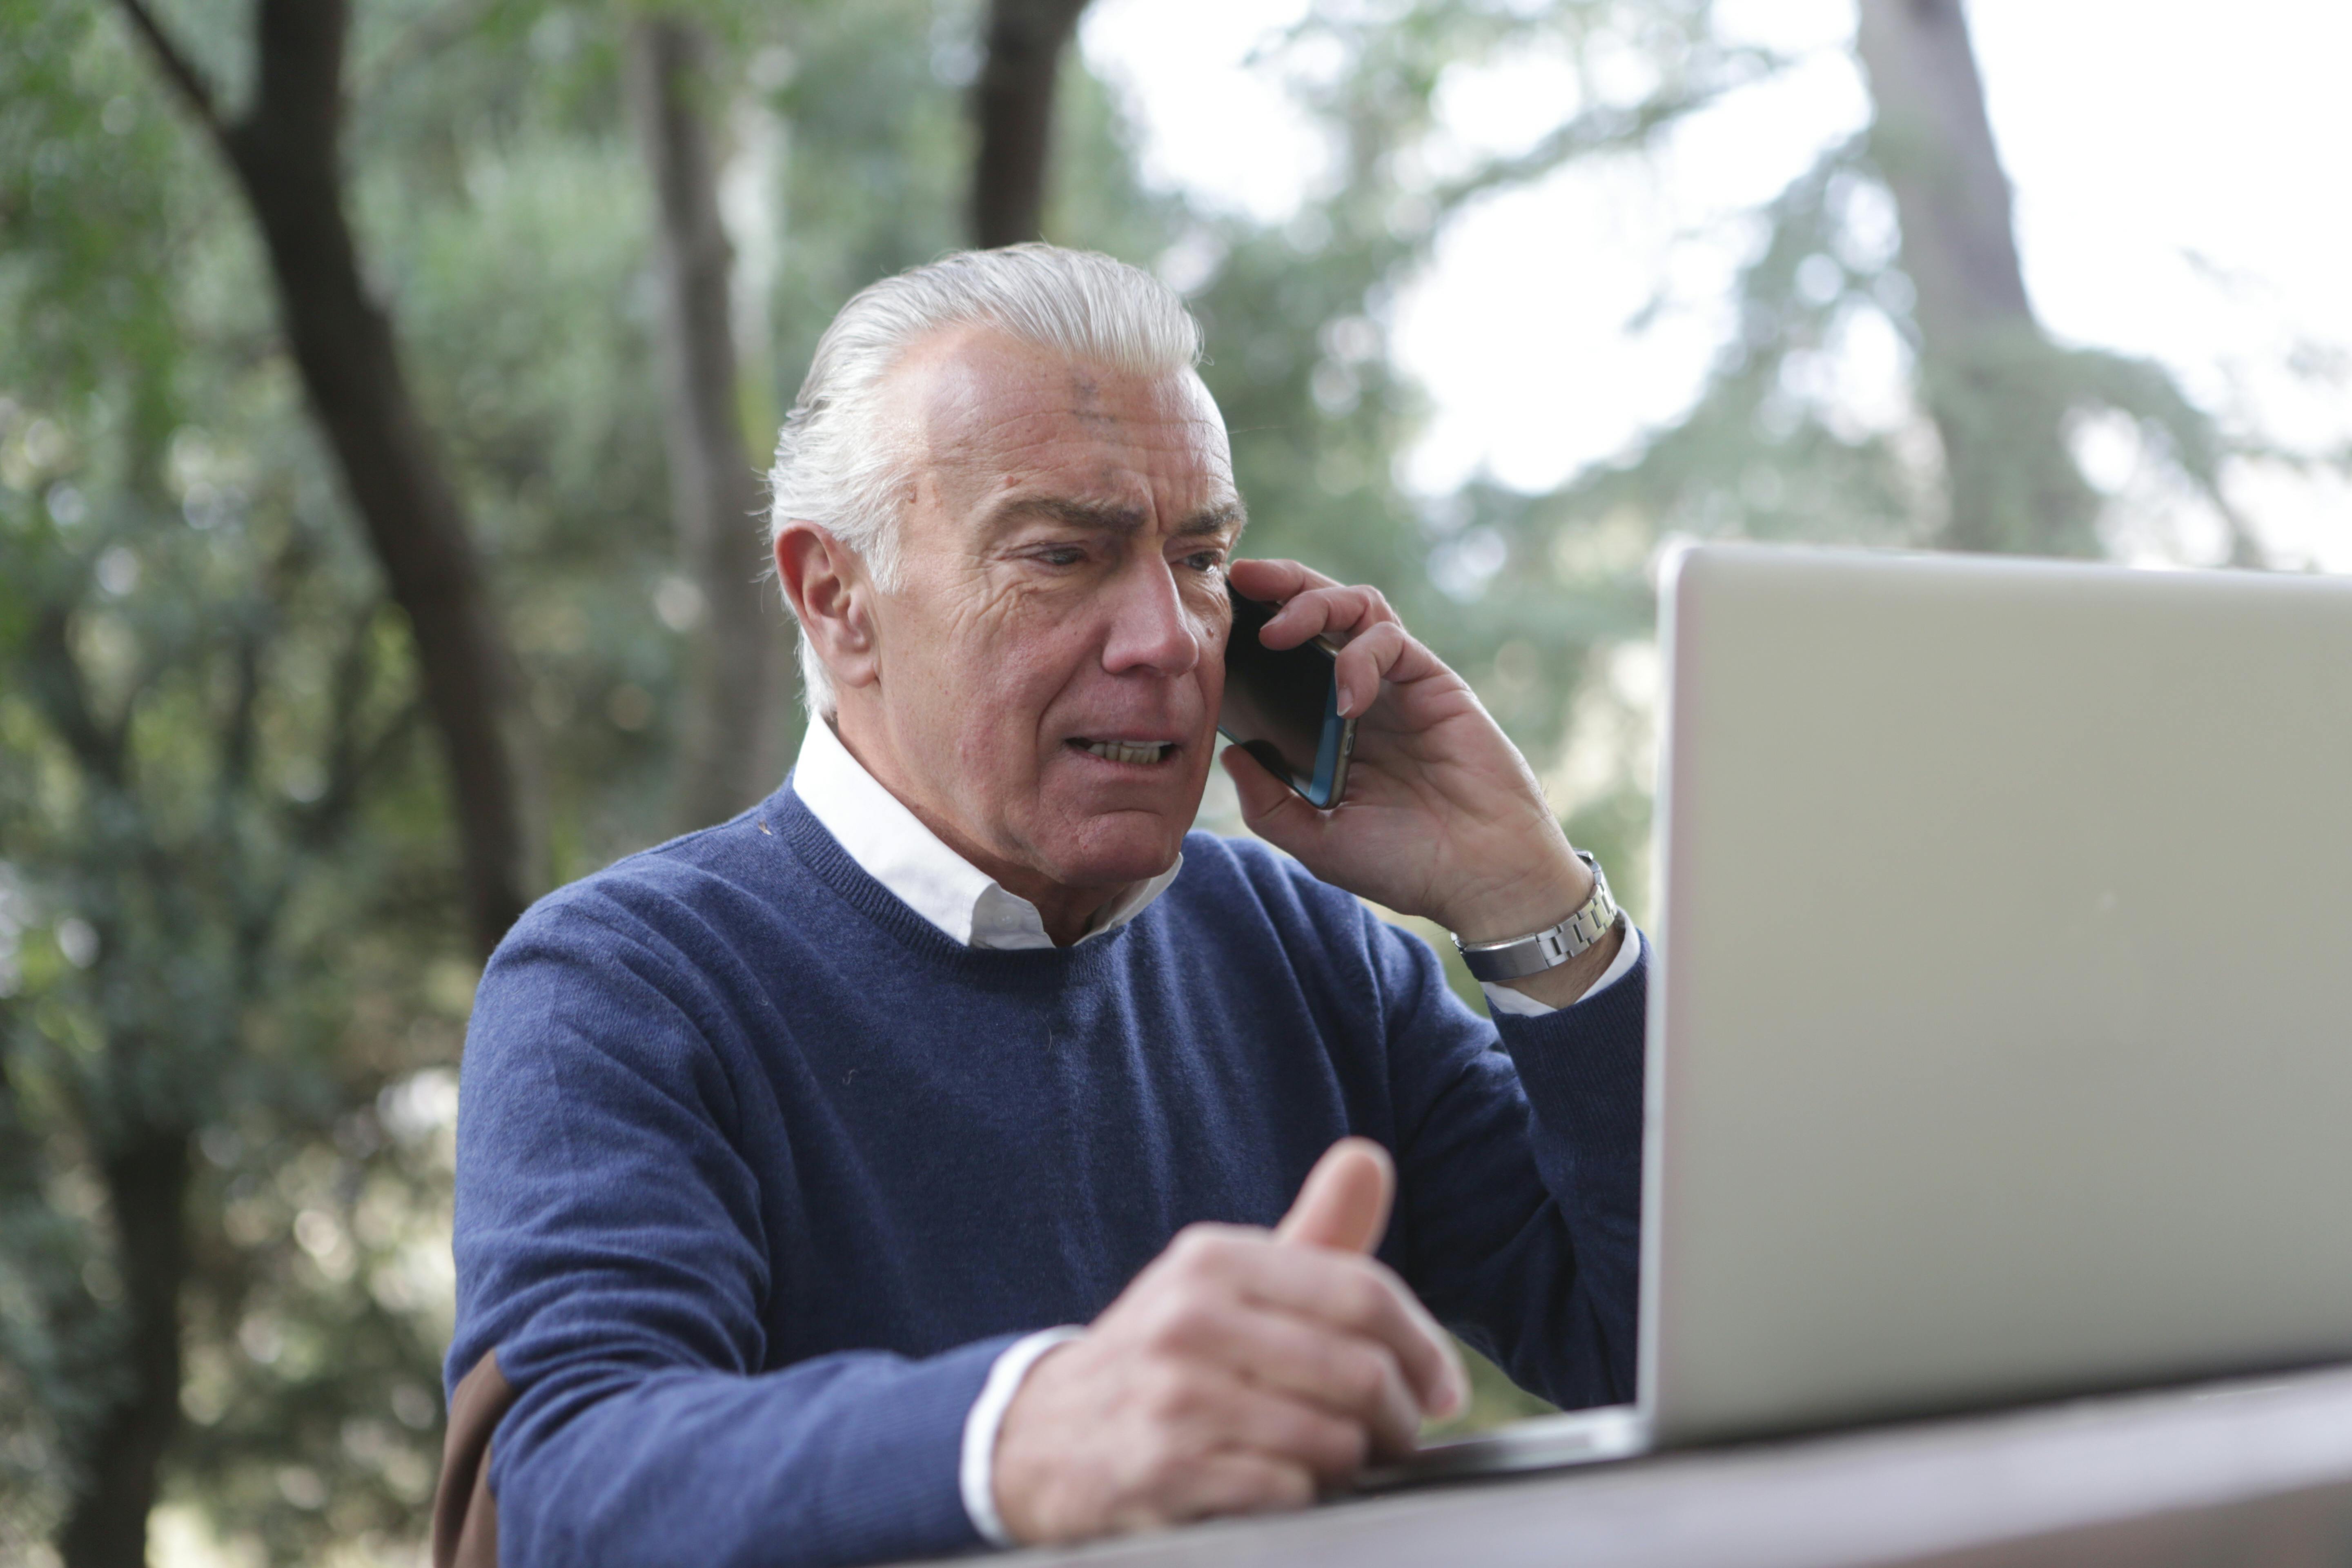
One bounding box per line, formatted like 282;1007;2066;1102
1640;543;2352;1446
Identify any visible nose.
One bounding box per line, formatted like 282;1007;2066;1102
1100;555;1203;678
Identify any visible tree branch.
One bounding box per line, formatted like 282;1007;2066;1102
1432;48;1787;216
353;0;497;103
294;599;394;847
109;0;228;145
27;607;126;792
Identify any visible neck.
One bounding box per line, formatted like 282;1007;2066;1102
829;713;1128;948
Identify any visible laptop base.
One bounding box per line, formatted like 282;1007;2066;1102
1359;1404;1650;1491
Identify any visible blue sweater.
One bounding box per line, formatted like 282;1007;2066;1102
448;784;1647;1568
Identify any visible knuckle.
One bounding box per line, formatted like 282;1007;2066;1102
1263;1462;1316;1511
1140;1296;1211;1355
1167;1223;1227;1272
1361;1255;1415;1299
1282;1403;1368;1474
1139;1362;1206;1424
1321;1417;1371;1474
1335;1266;1392;1327
1131;1428;1187;1487
1336;1343;1394;1406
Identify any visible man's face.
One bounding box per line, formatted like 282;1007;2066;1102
845;326;1241;899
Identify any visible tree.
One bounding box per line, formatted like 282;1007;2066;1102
971;0;1094;246
1854;0;2095;555
112;0;533;957
0;5;1200;1555
626;13;789;831
39;0;2282;1556
1;497;441;1568
1851;0;2261;564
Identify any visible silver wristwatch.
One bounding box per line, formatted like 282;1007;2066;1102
1454;851;1621;982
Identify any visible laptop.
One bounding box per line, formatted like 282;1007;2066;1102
1377;541;2352;1486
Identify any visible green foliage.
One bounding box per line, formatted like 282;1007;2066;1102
0;0;2278;1558
3;1;1244;1557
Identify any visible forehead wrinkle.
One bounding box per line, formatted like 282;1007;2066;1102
899;331;1239;541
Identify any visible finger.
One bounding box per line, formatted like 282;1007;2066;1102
1175;1368;1375;1482
1154;1450;1317;1526
1226;557;1336;606
1199;1238;1469;1420
1277;1138;1394;1254
1259;584;1399;650
1160;1298;1422;1457
1220;744;1330;849
1330;620;1417;718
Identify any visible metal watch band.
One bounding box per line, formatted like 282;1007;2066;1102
1454;851;1620;983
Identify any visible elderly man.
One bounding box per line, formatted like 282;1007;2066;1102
437;246;1647;1568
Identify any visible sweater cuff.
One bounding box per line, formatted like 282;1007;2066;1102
960;1327;1085;1547
1482;924;1644;1017
1491;933;1648;1153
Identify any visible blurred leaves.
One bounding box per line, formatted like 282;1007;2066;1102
0;0;2285;1558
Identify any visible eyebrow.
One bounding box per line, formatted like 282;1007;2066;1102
993;497;1247;538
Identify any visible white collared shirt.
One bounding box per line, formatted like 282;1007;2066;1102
786;716;1639;1545
791;715;1182;949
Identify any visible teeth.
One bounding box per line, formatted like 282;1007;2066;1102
1084;740;1171;765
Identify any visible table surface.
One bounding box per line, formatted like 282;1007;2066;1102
949;1363;2352;1568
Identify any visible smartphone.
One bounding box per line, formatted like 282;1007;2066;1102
1218;585;1357;809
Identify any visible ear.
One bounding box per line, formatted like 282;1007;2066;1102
774;522;880;697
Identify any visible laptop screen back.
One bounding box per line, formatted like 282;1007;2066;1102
1643;544;2352;1444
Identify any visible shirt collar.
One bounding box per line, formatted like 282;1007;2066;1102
789;717;1182;951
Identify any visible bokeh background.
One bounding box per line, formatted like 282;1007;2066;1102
2;0;2345;1562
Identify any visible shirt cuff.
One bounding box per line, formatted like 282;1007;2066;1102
1481;921;1644;1019
959;1326;1085;1548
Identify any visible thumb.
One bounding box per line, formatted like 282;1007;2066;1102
1276;1137;1395;1254
1220;743;1323;854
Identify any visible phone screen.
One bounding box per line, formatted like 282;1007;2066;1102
1218;587;1355;808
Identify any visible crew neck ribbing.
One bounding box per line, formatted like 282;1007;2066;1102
753;786;1145;986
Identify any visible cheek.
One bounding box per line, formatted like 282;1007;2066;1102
1197;621;1229;711
947;612;1093;764
1195;610;1230;713
915;576;1062;697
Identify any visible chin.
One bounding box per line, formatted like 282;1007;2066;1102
1039;812;1191;889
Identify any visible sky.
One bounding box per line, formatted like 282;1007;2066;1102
1080;0;2352;572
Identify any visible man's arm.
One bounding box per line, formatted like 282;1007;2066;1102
445;899;1012;1568
1211;555;1648;1396
1373;906;1647;1406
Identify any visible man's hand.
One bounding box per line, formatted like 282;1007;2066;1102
1219;558;1621;1009
991;1139;1468;1544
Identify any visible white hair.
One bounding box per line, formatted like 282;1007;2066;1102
768;244;1206;717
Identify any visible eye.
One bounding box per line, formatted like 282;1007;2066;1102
1032;545;1087;568
1179;547;1226;573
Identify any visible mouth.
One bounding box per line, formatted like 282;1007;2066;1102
1067;737;1180;767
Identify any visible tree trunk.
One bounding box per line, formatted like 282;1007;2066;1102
117;0;533;956
1855;0;2099;557
625;16;784;831
970;0;1092;248
56;1132;190;1568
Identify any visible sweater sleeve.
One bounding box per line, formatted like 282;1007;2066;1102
1373;916;1648;1410
446;896;1005;1568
